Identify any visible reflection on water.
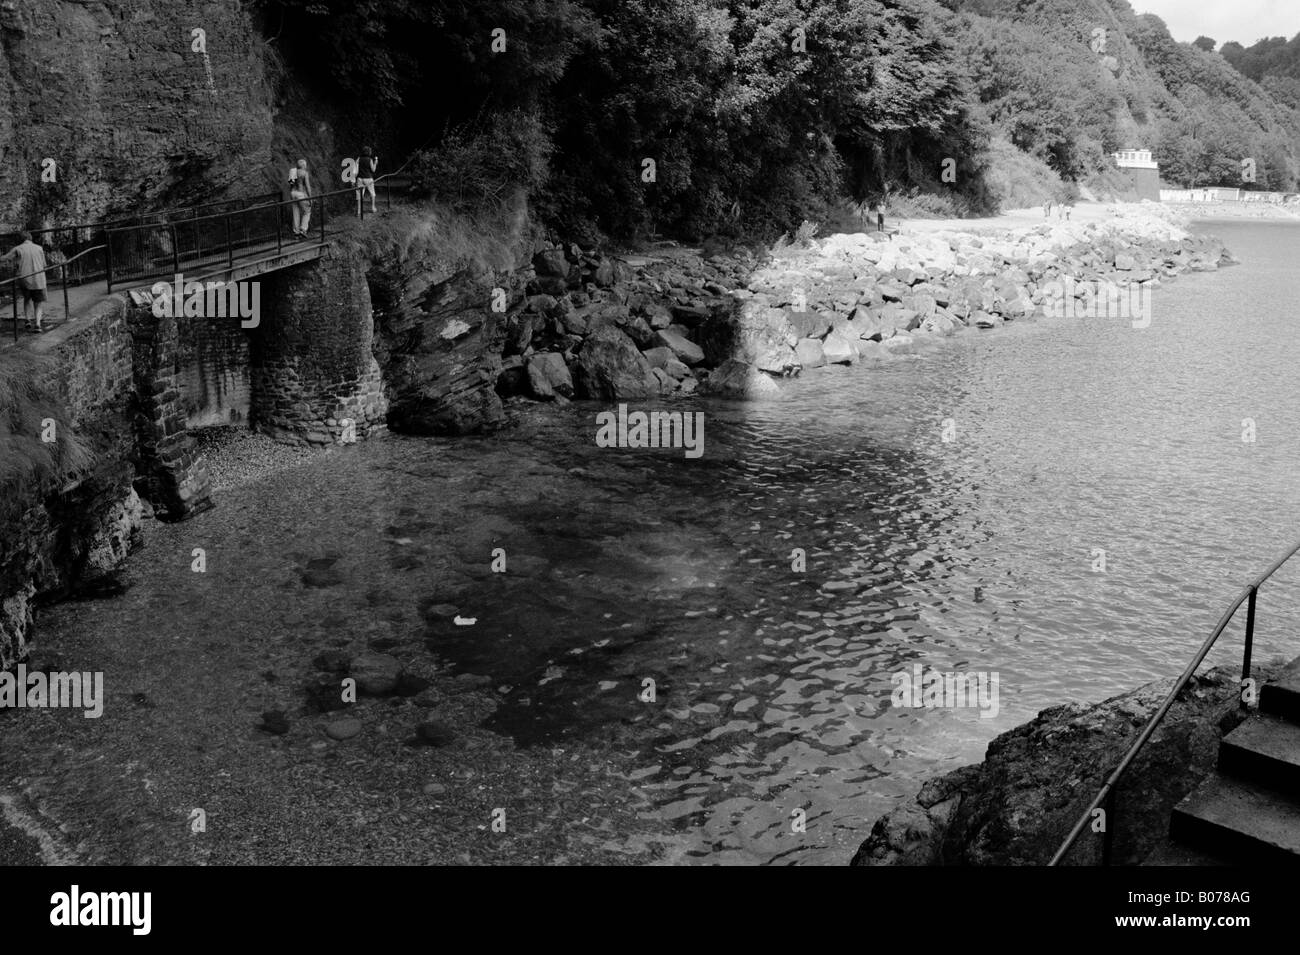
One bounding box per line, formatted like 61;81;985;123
43;221;1300;864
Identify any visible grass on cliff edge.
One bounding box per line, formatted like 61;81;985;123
0;351;95;522
336;189;536;276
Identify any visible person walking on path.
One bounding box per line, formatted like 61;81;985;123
289;158;313;237
355;146;378;215
9;231;48;332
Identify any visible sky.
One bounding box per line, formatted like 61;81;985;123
1134;0;1300;47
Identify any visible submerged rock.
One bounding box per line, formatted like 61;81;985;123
351;652;403;695
325;718;363;741
701;360;781;401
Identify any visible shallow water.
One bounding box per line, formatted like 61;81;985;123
34;220;1300;865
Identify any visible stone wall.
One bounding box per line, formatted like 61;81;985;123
250;250;389;445
0;0;275;230
128;303;214;520
176;313;251;428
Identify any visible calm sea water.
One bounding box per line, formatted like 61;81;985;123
36;220;1300;864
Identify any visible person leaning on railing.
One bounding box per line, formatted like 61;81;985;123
7;230;48;332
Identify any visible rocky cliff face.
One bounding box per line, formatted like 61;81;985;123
0;344;143;669
362;213;758;436
0;0;274;229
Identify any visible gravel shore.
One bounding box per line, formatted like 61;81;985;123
192;427;326;492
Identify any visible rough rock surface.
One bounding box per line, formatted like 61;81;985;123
700;360;782;401
851;665;1272;866
574;325;661;400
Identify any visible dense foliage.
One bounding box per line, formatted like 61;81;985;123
255;0;1300;241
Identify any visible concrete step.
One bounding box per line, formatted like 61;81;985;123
1218;714;1300;796
1142;840;1233;866
1170;774;1300;864
1261;657;1300;724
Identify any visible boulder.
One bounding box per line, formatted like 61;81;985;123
671;304;712;327
920;311;958;336
785;310;833;339
794;338;826;369
654;328;705;366
699;297;799;373
850;305;893;342
644;304;674;329
561;310;589;336
623;315;657;349
641;346;676;369
700;360;782;401
651;367;677;393
532;248;569;279
573;325;661;400
663;357;691;380
880;334;915;354
821;331;858;365
592;258;616;287
504;312;536;356
526;353;574;400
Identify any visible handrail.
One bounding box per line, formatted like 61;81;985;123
29;191;281;236
105;165;411;235
7;151;420;327
4;244;106;343
1049;538;1300;865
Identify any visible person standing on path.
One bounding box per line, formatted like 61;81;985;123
355;147;378;215
289;158;313;237
9;231;48;332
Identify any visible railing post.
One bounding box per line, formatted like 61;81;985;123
171;224;180;278
1101;788;1116;865
62;261;70;321
105;231;115;292
277;198;283;254
11;283;17;343
1241;585;1258;708
320;194;326;242
226;214;234;269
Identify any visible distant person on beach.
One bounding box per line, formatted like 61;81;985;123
1045;200;1054;218
355;146;378;215
9;231;47;332
289;158;313;237
873;203;885;233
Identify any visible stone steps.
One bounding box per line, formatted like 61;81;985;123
1167;655;1300;864
1170;774;1300;864
1261;657;1300;724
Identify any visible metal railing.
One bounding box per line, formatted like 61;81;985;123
1049;538;1300;865
4;158;416;337
3;169;400;340
5;245;106;343
103;169;410;291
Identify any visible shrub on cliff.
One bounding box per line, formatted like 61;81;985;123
407;109;552;216
0;353;94;526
